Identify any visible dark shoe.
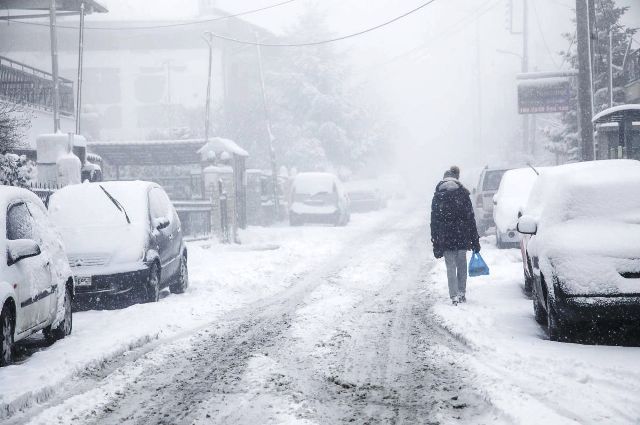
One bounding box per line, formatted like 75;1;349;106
451;297;459;306
459;294;466;303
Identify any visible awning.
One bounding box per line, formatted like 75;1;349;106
198;137;249;158
592;104;640;124
88;140;206;166
0;0;108;13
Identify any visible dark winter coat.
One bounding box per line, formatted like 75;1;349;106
430;178;480;258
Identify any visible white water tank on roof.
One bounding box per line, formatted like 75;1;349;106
36;133;85;186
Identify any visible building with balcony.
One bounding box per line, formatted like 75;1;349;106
0;3;270;145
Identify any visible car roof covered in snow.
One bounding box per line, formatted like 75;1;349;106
497;167;544;200
524;160;640;225
49;181;157;228
292;172;340;195
0;185;42;206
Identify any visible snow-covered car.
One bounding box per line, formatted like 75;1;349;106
472;167;510;235
517;160;640;342
48;181;188;307
345;180;386;213
0;187;74;366
289;172;350;226
493;167;543;249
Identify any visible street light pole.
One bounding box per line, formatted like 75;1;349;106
255;32;280;218
522;0;530;154
575;0;595;161
75;1;85;135
608;26;614;108
202;32;213;143
49;0;61;133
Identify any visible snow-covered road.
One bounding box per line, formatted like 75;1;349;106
3;204;501;425
3;203;640;424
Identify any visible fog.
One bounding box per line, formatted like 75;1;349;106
1;0;635;192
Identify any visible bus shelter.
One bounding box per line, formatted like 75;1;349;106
593;104;640;160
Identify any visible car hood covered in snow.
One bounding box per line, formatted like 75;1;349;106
59;224;148;273
539;220;640;296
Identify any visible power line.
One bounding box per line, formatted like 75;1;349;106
3;0;299;31
531;0;560;69
205;0;442;47
559;32;576;69
359;0;499;74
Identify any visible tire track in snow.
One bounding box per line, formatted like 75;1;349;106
17;209;415;425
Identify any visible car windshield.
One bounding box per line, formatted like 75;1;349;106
483;170;507;191
555;182;640;223
49;184;148;229
293;174;336;197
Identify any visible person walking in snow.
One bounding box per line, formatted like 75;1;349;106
430;166;481;305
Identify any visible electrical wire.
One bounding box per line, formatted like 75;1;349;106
559;32;576;69
357;0;499;74
531;0;560;69
2;0;299;31
203;0;442;47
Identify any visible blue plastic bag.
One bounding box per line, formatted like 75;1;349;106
468;252;490;277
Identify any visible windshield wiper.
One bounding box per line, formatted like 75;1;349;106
99;185;131;224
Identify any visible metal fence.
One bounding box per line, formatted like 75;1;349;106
173;200;213;241
29;183;59;207
0;56;75;115
28;183;219;241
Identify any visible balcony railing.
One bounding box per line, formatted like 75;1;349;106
0;56;74;115
626;49;640;86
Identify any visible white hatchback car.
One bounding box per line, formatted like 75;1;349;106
0;187;74;366
289;172;351;226
493;167;544;249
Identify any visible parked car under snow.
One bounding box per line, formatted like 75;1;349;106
289;172;350;226
345;180;387;213
517;160;640;341
472;166;510;235
0;187;74;366
493;167;543;249
49;181;188;308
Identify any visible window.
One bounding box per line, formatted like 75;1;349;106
26;201;49;244
149;188;171;220
483;170;507;191
7;203;34;241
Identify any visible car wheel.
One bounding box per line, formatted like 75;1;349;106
524;270;534;295
532;284;547;325
170;255;189;294
547;296;570;342
45;286;73;342
0;304;14;367
143;263;161;303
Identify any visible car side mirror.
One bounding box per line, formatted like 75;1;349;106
153;217;170;230
7;239;41;266
517;215;538;235
493;194;498;206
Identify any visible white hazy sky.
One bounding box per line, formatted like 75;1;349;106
89;0;638;181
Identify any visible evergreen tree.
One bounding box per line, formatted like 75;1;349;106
545;0;636;162
0;102;34;187
262;5;392;174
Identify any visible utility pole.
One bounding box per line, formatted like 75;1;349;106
608;26;614;108
475;18;483;159
522;0;530;154
255;33;280;218
202;32;214;143
49;0;61;133
575;0;595;161
75;1;85;135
